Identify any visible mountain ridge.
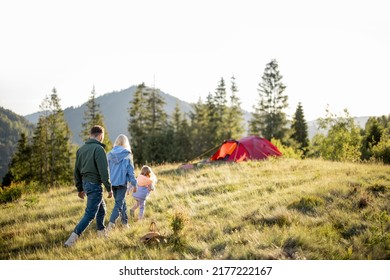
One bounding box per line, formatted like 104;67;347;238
23;86;371;145
25;86;195;145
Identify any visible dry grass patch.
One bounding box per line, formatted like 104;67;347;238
1;158;390;259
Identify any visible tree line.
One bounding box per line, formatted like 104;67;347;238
2;59;390;191
0;107;34;180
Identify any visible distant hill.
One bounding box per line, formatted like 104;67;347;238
25;86;195;146
0;107;34;181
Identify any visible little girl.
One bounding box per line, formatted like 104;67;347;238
129;165;157;220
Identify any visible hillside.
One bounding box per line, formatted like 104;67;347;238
0;107;34;180
1;158;389;260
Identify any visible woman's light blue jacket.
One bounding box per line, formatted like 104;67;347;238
107;146;137;187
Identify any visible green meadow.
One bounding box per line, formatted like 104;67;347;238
1;158;389;260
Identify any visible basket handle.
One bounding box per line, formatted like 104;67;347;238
149;221;158;234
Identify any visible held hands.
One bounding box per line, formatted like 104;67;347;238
78;191;85;199
126;185;135;195
78;190;112;199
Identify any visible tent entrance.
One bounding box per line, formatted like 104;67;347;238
210;141;237;161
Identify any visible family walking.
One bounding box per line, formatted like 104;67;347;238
64;125;157;247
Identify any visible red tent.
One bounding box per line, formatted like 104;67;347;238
210;136;282;162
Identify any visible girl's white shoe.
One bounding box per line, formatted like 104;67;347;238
64;232;79;247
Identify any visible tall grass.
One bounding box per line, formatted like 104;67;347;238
1;158;389;260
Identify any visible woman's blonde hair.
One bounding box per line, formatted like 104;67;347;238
114;134;131;151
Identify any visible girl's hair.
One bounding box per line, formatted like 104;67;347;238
140;165;157;185
114;134;131;151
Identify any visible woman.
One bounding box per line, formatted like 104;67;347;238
106;134;137;230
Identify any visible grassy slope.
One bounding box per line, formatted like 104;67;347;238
1;158;389;260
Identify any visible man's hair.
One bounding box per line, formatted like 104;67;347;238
90;125;104;137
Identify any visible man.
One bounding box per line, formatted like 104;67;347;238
64;125;113;247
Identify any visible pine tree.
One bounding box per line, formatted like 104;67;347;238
214;78;227;120
291;102;309;155
205;92;220;146
213;78;228;142
3;133;32;185
128;83;149;164
31;115;48;185
128;83;168;164
225;75;244;139
249;59;288;141
189;98;212;159
31;89;73;187
80;86;112;150
170;103;191;162
143;86;168;163
145;87;167;133
178;113;191;161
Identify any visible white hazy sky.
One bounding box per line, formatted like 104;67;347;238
0;0;389;121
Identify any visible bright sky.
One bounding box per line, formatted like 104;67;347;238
1;0;389;121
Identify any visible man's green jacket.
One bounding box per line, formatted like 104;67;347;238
74;138;112;192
